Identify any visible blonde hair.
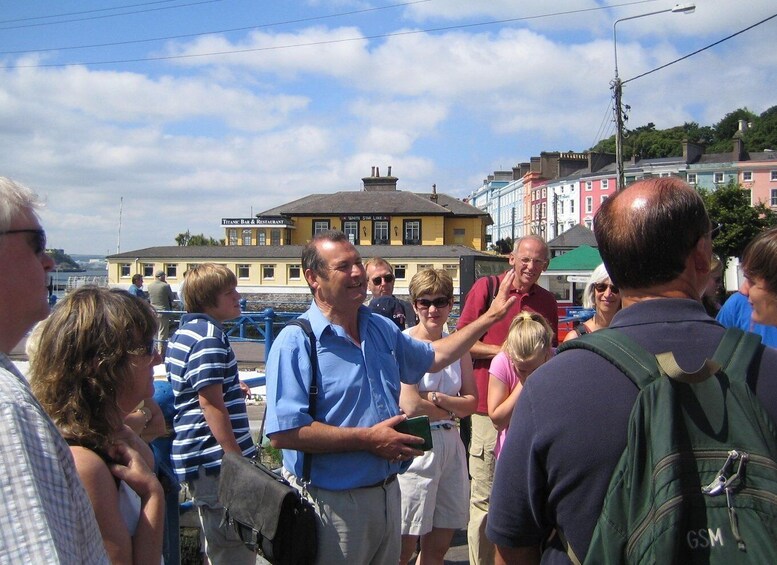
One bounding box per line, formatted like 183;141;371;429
409;269;453;302
182;263;237;313
502;311;554;363
29;286;157;454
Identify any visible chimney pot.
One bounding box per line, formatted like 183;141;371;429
388;166;392;176
376;167;380;177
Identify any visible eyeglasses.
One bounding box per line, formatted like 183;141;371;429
128;340;157;357
371;274;395;285
593;282;619;294
517;257;547;266
415;297;451;309
0;229;47;256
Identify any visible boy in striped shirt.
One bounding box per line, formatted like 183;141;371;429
166;263;256;565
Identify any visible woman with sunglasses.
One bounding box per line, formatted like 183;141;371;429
563;263;622;342
397;269;477;565
28;286;165;564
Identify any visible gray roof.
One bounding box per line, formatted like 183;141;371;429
259;191;489;219
108;244;494;261
547;224;597;249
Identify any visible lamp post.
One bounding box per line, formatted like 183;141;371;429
612;3;695;190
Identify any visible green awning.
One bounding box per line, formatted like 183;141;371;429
547;245;602;271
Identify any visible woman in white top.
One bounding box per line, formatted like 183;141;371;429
29;287;165;564
398;269;477;565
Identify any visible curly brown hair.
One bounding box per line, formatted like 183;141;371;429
29;286;157;453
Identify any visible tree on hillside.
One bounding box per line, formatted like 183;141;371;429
175;230;223;246
746;105;777;151
700;181;776;261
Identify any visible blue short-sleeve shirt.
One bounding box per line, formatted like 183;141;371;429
265;302;435;490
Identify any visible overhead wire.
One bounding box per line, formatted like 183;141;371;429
2;0;663;69
0;0;190;25
622;11;777;85
0;0;432;55
0;0;223;31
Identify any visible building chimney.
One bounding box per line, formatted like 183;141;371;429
371;166;375;177
362;167;399;192
387;166;392;176
431;184;438;203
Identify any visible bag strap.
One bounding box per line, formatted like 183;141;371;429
711;327;761;382
556;328;660;390
285;318;319;483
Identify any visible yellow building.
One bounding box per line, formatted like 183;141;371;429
107;168;495;300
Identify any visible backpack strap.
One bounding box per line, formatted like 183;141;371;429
711;327;762;382
285;318;319;484
556;328;660;390
484;274;498;311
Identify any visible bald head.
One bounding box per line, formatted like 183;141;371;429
594;178;710;290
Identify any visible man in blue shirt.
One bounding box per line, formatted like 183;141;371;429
265;230;516;565
128;274;145;298
716;290;777;347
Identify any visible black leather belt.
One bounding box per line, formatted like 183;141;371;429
360;473;397;489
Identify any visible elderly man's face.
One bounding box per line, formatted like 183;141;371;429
0;208;55;351
509;239;549;289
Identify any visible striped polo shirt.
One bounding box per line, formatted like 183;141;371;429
166;313;256;481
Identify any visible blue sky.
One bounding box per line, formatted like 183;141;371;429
1;0;775;254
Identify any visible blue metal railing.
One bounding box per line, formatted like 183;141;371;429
155;306;302;363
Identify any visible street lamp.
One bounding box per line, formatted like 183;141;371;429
612;3;695;190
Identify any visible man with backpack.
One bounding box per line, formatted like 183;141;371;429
488;177;777;563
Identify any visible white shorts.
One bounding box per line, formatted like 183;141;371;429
398;425;470;536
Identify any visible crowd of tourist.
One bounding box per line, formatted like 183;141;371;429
5;172;777;564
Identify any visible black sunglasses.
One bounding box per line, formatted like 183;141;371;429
593;282;619;294
371;274;395;285
0;228;47;256
415;297;451;309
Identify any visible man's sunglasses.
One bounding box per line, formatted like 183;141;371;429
371;274;395;285
0;229;47;256
415;297;451;309
593;282;619;294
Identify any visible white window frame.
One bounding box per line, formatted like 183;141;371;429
120;263;131;278
242;229;252;246
687;173;697;184
585;181;592;192
586;196;593;213
742;171;753;182
601;179;609;190
288;265;301;280
262;264;275;280
714;172;724;184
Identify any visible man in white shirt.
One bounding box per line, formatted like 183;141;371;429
0;176;109;563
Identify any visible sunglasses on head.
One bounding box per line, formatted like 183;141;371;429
371;274;395;285
128;340;157;357
0;228;47;256
593;282;619;294
415;297;451;309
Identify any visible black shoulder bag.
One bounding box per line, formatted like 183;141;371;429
219;318;318;565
